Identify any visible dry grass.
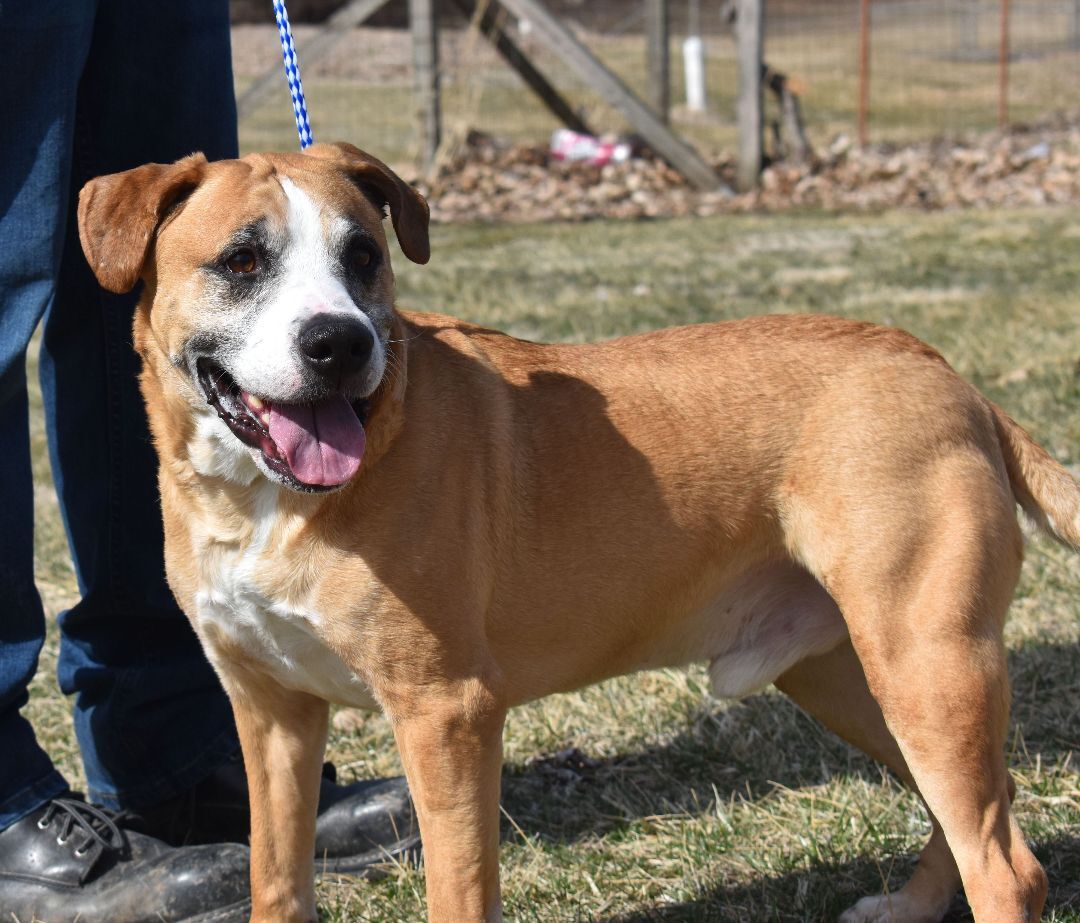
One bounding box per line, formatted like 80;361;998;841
25;205;1080;921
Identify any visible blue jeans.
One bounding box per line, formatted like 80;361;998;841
0;0;241;828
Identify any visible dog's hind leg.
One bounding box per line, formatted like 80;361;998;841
784;450;1047;922
777;640;963;922
835;614;1044;923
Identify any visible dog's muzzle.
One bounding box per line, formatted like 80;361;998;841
197;357;369;491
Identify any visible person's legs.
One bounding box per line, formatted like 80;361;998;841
46;0;242;811
33;0;417;872
0;0;96;830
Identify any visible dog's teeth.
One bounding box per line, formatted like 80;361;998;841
247;394;265;411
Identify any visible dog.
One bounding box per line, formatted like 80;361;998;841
77;142;1079;923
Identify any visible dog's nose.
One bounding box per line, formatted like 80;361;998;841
297;318;374;380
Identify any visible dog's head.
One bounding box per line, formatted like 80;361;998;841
78;142;428;493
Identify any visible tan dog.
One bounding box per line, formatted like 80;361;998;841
77;143;1079;923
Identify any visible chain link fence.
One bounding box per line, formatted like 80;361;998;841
232;0;1080;171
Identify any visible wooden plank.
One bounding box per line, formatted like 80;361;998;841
645;0;670;123
410;0;442;168
735;0;763;190
451;0;592;134
236;0;393;120
325;0;394;27
497;0;724;190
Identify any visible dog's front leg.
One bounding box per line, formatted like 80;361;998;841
392;688;506;923
224;669;330;923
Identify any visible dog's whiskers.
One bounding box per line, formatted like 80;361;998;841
384;352;405;386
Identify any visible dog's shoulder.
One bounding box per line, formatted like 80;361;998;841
399;309;554;379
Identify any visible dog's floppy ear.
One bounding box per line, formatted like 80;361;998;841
77;153;209;294
306;142;430;265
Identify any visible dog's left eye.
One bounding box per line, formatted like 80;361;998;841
347;239;380;274
225;249;258;274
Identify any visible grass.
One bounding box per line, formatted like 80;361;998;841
25;205;1080;921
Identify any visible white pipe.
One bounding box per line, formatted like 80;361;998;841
683;34;706;111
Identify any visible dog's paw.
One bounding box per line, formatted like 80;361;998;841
838;893;946;923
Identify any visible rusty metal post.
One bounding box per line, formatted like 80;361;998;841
998;0;1011;129
857;0;871;147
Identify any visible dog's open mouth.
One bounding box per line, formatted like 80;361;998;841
197;359;367;490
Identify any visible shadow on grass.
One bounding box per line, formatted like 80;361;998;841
591;833;1080;923
501;640;1079;845
1007;640;1080;765
501;689;862;844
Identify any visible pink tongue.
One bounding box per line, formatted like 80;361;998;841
267;396;365;487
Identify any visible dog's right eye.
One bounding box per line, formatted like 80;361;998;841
224;249;258;275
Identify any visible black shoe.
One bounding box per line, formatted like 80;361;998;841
127;755;420;876
0;797;251;923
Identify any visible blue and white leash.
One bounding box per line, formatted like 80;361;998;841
273;0;314;149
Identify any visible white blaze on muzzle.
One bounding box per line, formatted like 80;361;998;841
202;178;385;489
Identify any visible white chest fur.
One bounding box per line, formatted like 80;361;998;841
190;485;379;711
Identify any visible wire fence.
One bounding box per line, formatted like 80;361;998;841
233;0;1080;172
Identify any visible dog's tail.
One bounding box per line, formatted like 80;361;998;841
990;402;1080;551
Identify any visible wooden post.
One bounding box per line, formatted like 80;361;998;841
764;67;813;164
857;0;871;147
497;0;724;189
1071;0;1080;47
735;0;763;191
451;0;592;134
998;0;1010;129
645;0;670;122
410;0;442;169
